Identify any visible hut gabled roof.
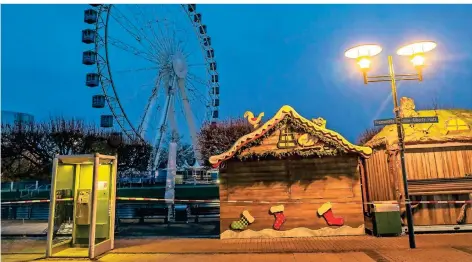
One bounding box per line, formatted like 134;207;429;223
366;97;472;148
209;105;372;168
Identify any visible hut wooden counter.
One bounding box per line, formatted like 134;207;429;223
364;97;472;232
209;105;373;239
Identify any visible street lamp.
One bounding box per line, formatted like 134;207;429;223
344;41;437;249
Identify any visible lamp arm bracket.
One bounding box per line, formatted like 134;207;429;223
366;77;391;83
365;73;422;83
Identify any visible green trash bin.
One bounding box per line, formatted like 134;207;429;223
372;202;402;236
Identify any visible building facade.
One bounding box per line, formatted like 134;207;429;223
1;110;35;126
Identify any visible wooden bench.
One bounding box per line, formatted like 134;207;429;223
190;203;219;223
135;206;169;224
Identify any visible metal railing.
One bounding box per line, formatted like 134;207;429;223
1;201;219;223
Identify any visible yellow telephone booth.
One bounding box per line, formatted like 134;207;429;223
46;154;117;259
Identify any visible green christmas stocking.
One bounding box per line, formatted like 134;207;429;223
230;210;255;230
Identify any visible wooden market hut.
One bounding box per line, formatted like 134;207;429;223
364;97;472;232
209;105;373;239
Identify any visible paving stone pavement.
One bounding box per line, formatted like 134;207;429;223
2;233;472;262
3;249;472;262
110;233;472;253
373;248;472;262
98;252;376;262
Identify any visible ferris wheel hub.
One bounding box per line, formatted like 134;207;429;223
172;52;188;79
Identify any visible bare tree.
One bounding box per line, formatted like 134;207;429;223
1;117;153;181
117;138;152;173
357;126;383;146
197;118;252;166
2;122;54;180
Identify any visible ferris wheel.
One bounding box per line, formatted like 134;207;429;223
81;4;220;170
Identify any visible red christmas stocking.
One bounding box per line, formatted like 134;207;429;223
317;202;344;226
270;205;286;230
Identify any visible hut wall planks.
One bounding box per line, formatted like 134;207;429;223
404;146;472;180
364;149;395;201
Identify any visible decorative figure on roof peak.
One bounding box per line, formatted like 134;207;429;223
244;111;264;129
400;97;419;118
312;117;327;128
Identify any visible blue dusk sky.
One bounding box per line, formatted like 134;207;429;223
2;4;472;143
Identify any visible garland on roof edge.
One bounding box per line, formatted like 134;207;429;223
290;117;347;151
233;116;348;160
237;148;339;161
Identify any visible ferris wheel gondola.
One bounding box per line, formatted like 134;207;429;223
81;4;220;171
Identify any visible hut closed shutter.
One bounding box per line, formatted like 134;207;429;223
224;159;290;202
288;156;359;200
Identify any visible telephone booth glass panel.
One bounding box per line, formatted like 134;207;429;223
74;164;93;245
52;165;75;252
94;164;112;244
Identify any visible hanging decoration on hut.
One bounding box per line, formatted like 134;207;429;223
244;111;265;129
297;133;320;147
270;205;286;230
317;202;344;226
230;210;255;230
288;118;349;152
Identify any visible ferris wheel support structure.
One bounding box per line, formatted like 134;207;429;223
151;74;176;172
177;78;202;163
138;74;162;138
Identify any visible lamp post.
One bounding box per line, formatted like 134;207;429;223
344;41;437;249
